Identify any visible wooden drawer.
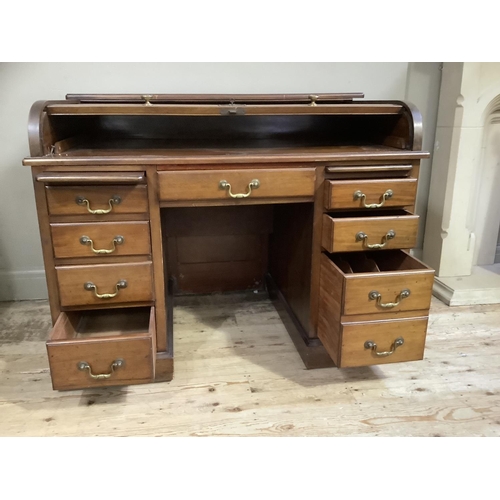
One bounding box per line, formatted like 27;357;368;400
56;262;154;307
158;168;315;202
46;184;149;216
322;210;419;253
46;307;155;390
320;316;428;368
324;178;417;210
319;250;434;317
51;221;151;259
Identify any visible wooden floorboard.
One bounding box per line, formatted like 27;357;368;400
0;294;499;436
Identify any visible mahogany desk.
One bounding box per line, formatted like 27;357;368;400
23;93;434;390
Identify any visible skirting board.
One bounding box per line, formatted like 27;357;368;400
0;270;48;301
433;275;500;306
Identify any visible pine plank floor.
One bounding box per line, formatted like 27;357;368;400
0;293;499;436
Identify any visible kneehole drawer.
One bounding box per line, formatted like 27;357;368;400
46;307;155;390
56;262;154;307
158;168;315;202
322;210;419;253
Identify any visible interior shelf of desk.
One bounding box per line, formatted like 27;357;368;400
47;113;413;157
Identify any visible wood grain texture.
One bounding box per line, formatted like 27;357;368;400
32;167;61;324
343;271;434;316
46;103;403;116
322;251;434;316
340;316;428;368
158;169;315;202
317;254;344;366
177;261;264;294
50;221;151;258
269;203;314;336
28;101;50;156
308;166;327;338
146;165;168;354
324;178;418;210
24;149;430;167
46;184;149;216
56;262;154;307
321;212;419;253
2;296;498;436
46;308;155;390
164;205;272;294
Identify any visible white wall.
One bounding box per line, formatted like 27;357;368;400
0;62;440;300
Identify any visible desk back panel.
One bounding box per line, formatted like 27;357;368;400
162;205;273;294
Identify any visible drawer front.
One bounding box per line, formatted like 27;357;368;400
56;262;154;307
339;317;428;367
47;308;155;390
322;212;419;253
158;168;315;202
51;221;151;258
343;268;434;315
324;178;417;210
46;184;149;216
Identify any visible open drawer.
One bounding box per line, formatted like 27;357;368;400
46;307;155;390
322;210;419;253
320;315;429;368
319;250;434;317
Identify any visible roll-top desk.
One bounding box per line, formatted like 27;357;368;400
24;93;434;391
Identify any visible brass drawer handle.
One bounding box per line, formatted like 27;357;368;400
77;359;125;380
364;338;404;357
369;289;411;308
219;179;260;198
84;279;128;299
356;229;396;249
80;235;125;254
75;195;122;214
354;189;393;208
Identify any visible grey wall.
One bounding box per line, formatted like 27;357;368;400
0;62;440;300
405;62;443;257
